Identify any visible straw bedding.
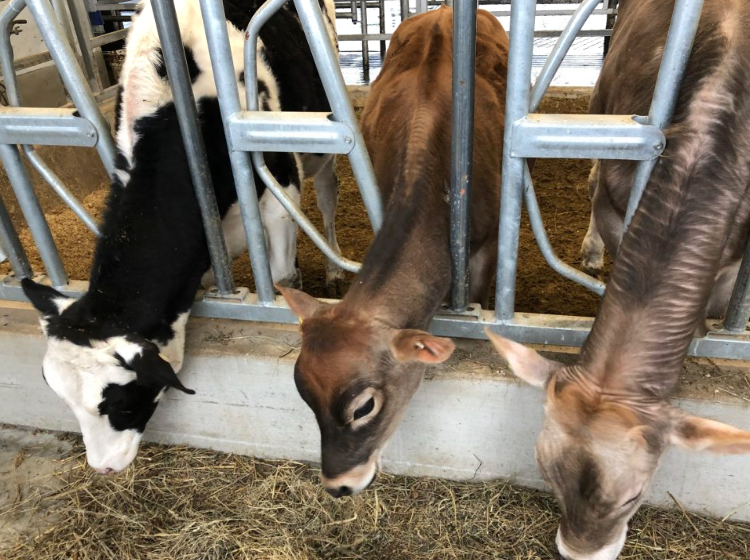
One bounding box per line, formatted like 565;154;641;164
2;437;749;560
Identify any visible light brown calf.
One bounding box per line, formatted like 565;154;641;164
280;6;508;497
490;1;750;559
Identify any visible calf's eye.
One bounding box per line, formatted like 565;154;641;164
353;397;375;420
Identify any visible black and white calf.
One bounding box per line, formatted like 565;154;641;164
22;0;339;473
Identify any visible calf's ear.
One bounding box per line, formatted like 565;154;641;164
115;338;195;395
670;410;750;454
277;286;324;322
22;278;71;317
485;328;560;388
391;329;455;364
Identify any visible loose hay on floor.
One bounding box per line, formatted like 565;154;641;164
2;439;748;560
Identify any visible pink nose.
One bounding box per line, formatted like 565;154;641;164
94;467;115;475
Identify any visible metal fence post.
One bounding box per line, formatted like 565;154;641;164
360;0;369;68
622;0;705;233
0;193;33;279
449;0;476;311
198;0;276;303
0;143;68;287
294;0;383;231
150;0;236;297
723;239;750;332
25;0;117;175
65;0;102;93
495;0;535;321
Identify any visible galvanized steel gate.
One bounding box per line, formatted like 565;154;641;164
2;0;750;360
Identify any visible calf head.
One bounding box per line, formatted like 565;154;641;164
486;329;750;560
281;287;455;497
23;279;194;474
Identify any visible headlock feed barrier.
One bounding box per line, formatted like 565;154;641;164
2;0;750;359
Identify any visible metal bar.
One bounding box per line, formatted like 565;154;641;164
449;0;476;311
65;0;101;92
622;0;704;232
723;239;750;332
379;0;385;58
532;29;612;38
0;107;98;146
96;3;139;10
24;0;117;176
0;0;27;106
360;0;369;68
23;147;100;235
50;0;75;47
251;152;360;273
200;0;275;303
400;0;409;21
90;28;129;47
338;33;390;40
511;114;665;160
523;165;605;295
0;144;67;287
337;29;614;42
489;9;617;17
294;0;383;231
0;196;33;278
1;274;749;361
227;112;356;154
530;0;602;111
151;0;235;296
495;0;535;322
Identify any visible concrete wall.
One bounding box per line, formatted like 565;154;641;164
1;302;750;522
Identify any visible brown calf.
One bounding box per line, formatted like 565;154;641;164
489;1;750;559
280;6;508;497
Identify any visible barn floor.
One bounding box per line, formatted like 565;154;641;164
0;93;605;318
0;425;748;560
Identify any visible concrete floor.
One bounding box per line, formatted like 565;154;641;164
0;426;72;553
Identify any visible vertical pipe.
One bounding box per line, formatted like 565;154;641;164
603;0;617;56
50;0;76;48
449;0;476;311
198;0;276;303
723;240;750;332
0;0;25;107
150;0;235;296
401;0;409;21
0;144;68;287
25;0;116;176
622;0;704;232
379;0;386;58
494;0;535;321
360;0;369;68
65;0;101;92
0;193;33;279
294;0;383;230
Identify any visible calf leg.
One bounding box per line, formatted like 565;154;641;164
580;162;606;273
311;156;345;297
580;211;606;273
468;240;498;309
259;187;301;288
706;260;742;320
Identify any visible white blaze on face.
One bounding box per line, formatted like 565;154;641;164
555;526;628;560
42;336;142;473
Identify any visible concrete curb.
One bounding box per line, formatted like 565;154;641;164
1;303;749;522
